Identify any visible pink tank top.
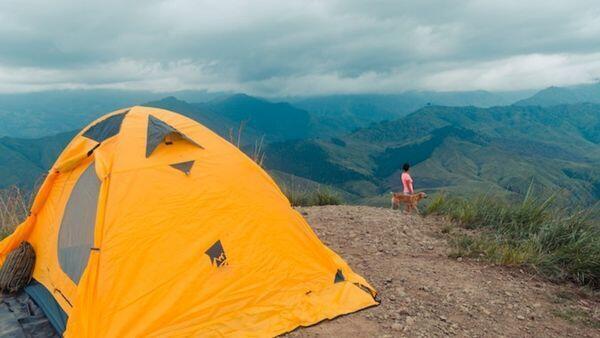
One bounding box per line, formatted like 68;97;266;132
401;172;413;194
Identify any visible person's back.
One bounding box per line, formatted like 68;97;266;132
401;163;413;195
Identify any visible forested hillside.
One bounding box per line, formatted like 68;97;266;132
264;104;600;206
0;91;598;208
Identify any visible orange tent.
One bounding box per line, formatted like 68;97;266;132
0;106;378;337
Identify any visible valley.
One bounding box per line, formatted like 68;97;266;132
0;84;598;208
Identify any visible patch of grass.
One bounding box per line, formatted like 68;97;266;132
552;306;600;329
313;188;342;206
429;184;600;289
551;290;577;303
283;185;343;207
286;191;313;207
424;192;448;216
440;224;454;234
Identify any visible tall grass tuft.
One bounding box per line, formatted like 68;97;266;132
313;188;343;206
0;187;31;240
427;187;600;288
281;184;343;207
228;120;267;167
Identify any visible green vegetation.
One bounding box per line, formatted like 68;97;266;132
282;185;343;207
552;306;600;329
265;103;600;207
427;186;600;289
0;131;75;189
1;93;599;210
313;188;343;206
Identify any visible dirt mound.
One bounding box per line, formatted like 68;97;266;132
287;206;599;337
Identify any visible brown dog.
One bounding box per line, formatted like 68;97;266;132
391;192;427;214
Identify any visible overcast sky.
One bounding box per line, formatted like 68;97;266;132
1;0;599;95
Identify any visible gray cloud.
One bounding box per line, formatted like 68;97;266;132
0;0;599;95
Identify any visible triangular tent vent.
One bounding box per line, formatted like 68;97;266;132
170;161;195;175
146;115;203;157
334;269;345;283
83;111;128;142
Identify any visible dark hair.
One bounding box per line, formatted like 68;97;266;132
402;163;410;172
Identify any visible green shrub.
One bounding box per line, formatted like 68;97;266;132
313;188;342;206
424;193;447;215
283;186;343;207
428;187;600;288
286;191;313;207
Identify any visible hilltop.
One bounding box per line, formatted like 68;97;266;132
516;83;600;107
288;206;599;337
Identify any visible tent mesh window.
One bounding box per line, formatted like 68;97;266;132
57;162;100;284
82;111;128;142
0;241;36;293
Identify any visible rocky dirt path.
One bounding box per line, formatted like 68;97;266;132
287;206;599;338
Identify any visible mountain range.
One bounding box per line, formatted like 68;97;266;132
262;103;599;206
0;83;598;207
0;88;537;139
0;89;230;138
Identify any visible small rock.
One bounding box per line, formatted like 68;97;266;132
391;323;403;331
517;315;525;320
395;288;406;298
440;315;448;322
457;257;463;262
398;308;410;316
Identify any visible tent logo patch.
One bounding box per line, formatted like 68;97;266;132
205;240;228;267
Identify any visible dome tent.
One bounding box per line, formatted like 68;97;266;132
0;106;378;337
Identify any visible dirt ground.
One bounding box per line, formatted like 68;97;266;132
286;205;599;338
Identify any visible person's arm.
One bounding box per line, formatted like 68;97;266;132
408;175;414;194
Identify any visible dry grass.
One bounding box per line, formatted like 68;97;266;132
229;120;267;167
251;135;266;166
0;187;30;239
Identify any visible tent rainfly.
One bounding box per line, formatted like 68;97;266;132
0;106;378;337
